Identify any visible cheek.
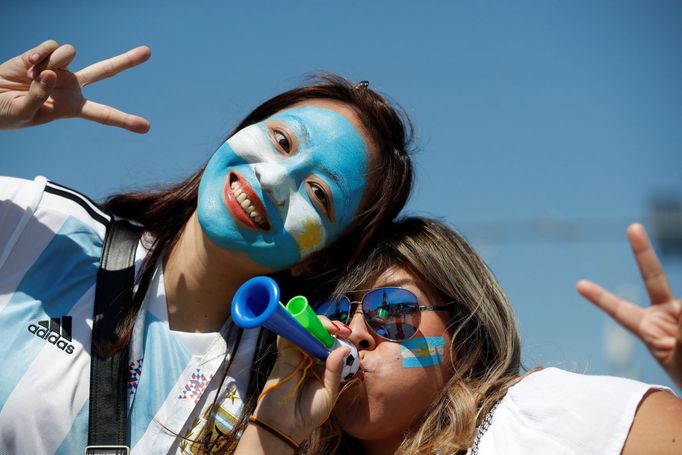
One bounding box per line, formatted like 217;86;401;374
334;343;445;436
400;336;447;368
327;183;364;237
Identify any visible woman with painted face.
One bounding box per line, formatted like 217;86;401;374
239;218;682;454
0;41;414;453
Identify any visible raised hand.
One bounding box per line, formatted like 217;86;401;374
577;223;682;388
0;40;150;133
237;320;351;453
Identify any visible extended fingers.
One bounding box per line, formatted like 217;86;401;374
76;46;151;86
322;347;346;399
627;223;674;305
80;100;150;133
576;279;644;334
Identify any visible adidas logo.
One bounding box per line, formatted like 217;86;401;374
27;316;76;354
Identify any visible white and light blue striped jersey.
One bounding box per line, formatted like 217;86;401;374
0;176;257;454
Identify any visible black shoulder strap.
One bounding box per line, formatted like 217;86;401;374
87;219;141;454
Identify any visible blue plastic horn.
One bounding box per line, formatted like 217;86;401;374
231;276;330;359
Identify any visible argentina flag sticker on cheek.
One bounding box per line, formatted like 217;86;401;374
400;336;446;368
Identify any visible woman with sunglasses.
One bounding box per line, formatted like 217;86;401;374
0;40;414;454
237;217;682;454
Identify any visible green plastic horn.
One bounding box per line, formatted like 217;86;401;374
285;295;335;349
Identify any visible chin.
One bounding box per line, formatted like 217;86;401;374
334;395;394;441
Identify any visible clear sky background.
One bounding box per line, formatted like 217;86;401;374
2;1;681;390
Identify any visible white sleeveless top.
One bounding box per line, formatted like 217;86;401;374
472;367;670;454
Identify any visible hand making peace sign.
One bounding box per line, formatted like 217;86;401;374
577;223;682;389
0;39;150;133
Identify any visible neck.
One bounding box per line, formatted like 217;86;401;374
163;211;273;332
360;434;405;455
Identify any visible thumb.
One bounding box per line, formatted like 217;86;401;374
15;70;56;121
322;347;347;399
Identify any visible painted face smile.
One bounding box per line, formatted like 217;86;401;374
198;104;370;270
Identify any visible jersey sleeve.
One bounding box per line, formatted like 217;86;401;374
479;367;672;455
0;176;47;269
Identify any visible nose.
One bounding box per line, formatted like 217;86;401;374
347;306;376;350
253;162;292;207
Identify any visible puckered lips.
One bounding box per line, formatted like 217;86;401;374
224;172;271;231
355;367;366;381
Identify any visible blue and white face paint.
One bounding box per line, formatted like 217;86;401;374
198;105;370;271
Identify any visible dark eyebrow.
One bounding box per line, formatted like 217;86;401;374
375;278;416;288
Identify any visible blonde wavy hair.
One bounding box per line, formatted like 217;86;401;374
300;217;525;454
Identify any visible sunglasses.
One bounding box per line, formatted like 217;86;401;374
314;287;452;342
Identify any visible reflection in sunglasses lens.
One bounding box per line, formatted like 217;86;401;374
315;289;422;341
364;288;420;341
315;298;350;323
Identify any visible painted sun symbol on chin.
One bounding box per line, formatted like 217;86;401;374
294;218;325;256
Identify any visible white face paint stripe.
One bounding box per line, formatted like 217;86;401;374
285;191;327;256
227;124;274;161
228;124;328;257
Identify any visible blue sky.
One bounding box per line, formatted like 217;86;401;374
2;1;681;390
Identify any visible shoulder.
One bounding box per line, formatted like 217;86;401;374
0;176;110;271
3;176;109;233
477;368;668;455
0;176;47;207
41;180;110;230
1;176;109;227
621;389;682;455
507;367;654;403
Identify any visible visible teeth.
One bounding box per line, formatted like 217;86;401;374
230;178;269;229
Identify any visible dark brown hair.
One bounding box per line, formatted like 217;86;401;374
99;74;414;452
